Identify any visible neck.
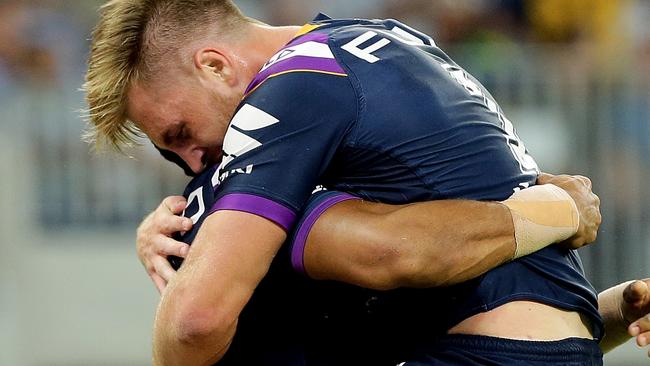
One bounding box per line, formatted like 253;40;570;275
236;23;302;74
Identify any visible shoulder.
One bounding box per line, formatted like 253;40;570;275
245;31;351;97
242;38;359;128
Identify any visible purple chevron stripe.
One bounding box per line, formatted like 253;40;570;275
245;33;345;94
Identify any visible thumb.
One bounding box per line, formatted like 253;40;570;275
536;172;555;185
623;280;649;305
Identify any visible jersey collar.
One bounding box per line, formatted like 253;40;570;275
293;13;332;38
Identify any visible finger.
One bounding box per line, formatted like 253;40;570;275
161;196;188;215
150;273;167;295
153;256;177;283
559;237;579;250
624;280;649;304
574;175;591;189
633;316;650;338
158;214;193;235
536;172;555;184
156;236;191;258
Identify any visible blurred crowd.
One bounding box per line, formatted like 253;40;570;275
0;0;97;92
1;0;649;88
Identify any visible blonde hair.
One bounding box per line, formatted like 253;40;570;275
83;0;249;151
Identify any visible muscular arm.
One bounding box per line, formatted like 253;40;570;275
303;176;599;291
152;211;285;366
305;199;514;289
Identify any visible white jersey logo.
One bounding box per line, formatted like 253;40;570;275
341;31;391;63
261;41;337;72
341;25;435;63
440;63;538;177
213;104;280;186
183;187;205;225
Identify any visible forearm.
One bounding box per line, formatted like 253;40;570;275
152;211;285;365
375;200;516;288
305;198;515;289
302;184;579;290
598;281;635;353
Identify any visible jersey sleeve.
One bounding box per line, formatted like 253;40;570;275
209;69;357;231
287;189;362;276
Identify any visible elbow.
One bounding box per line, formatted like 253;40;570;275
164;300;237;351
175;311;223;345
153;282;240;364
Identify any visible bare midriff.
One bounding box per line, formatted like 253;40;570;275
448;301;593;340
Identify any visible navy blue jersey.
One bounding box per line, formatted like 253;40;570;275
174;14;602;364
171;166;311;366
209;13;602;337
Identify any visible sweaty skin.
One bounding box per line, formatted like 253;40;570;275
302;174;600;342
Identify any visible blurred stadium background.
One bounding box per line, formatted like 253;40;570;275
1;0;649;364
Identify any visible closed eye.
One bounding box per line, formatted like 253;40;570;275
177;125;189;141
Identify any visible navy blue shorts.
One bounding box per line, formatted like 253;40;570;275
399;334;602;366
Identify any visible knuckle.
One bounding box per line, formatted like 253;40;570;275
175;216;186;227
136;220;151;235
156;243;170;255
161;220;175;233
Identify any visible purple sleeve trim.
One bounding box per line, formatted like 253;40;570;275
291;193;361;276
209;193;296;232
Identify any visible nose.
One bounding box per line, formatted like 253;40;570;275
179;147;207;174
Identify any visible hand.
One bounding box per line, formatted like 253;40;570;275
536;172;601;249
624;280;650;354
136;196;193;294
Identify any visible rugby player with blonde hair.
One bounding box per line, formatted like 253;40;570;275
85;1;650;364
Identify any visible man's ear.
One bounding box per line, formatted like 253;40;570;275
193;48;237;86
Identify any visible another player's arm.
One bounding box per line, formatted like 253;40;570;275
304;198;515;289
152;210;285;366
299;174;599;290
599;279;650;354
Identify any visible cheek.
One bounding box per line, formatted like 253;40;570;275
196;119;226;146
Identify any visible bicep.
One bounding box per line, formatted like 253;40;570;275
170;210;286;319
302;199;408;289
